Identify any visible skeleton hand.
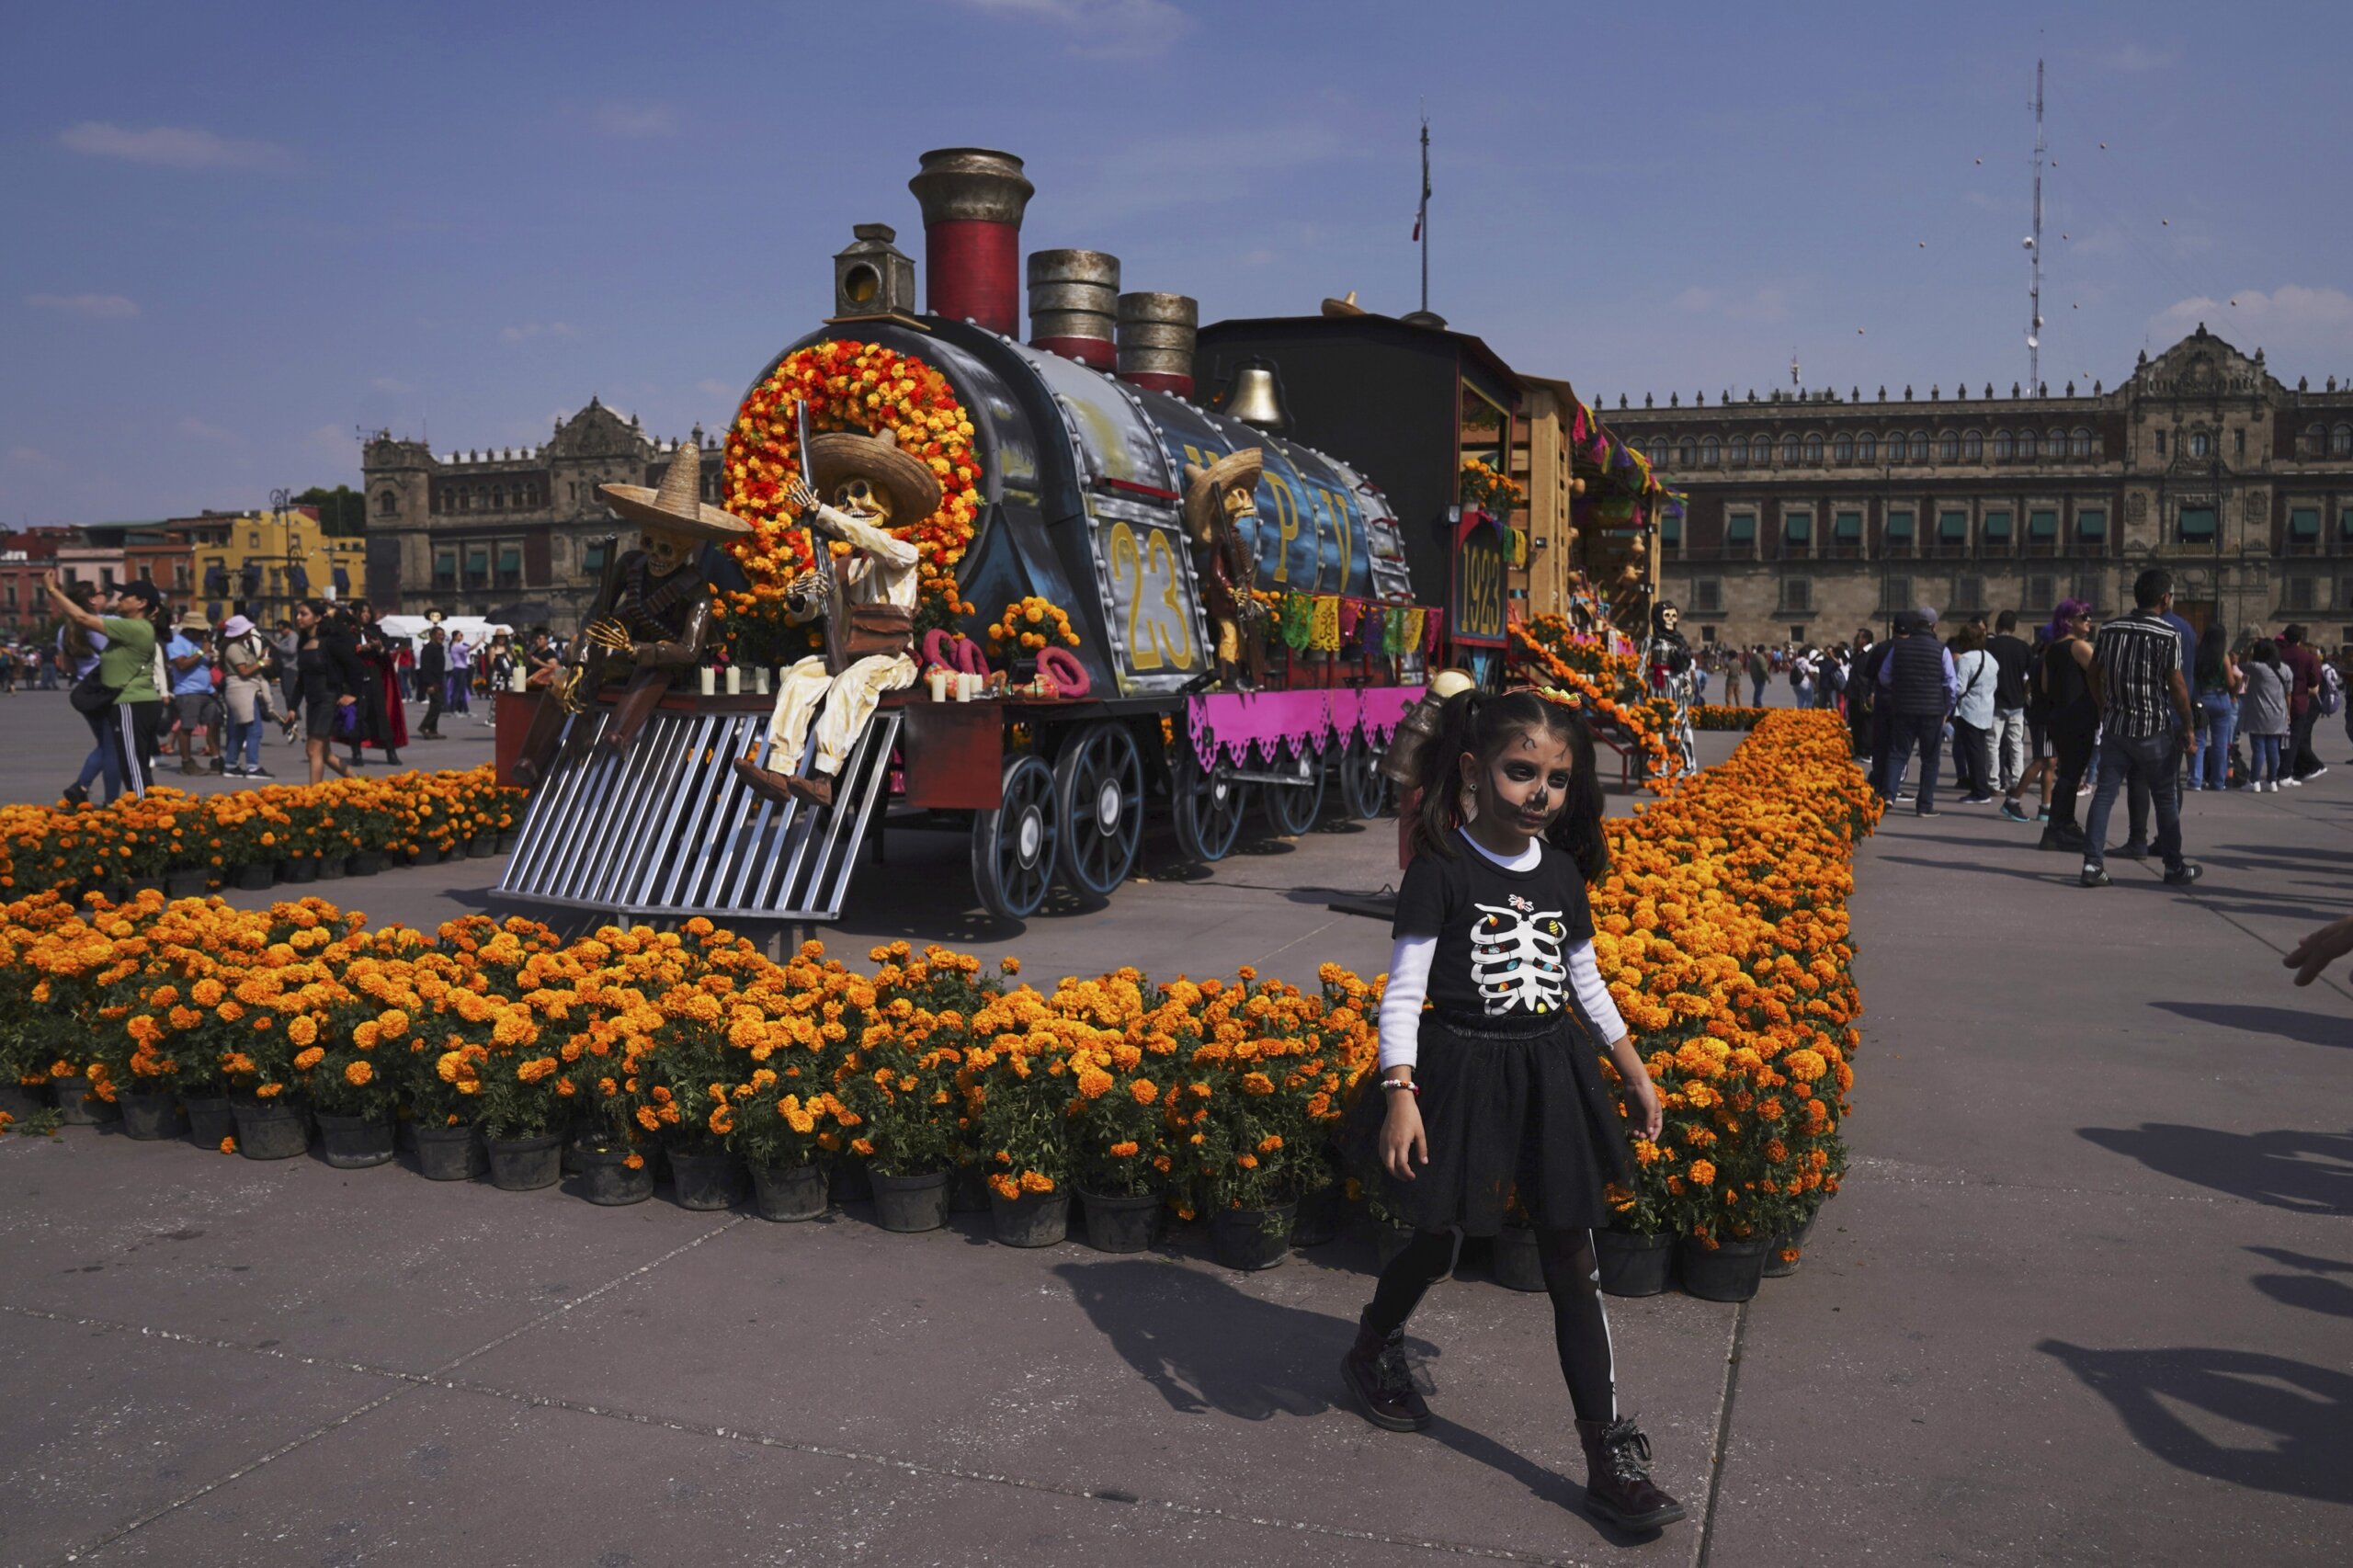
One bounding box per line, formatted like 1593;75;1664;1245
786;476;820;515
584;618;632;653
786;566;832;611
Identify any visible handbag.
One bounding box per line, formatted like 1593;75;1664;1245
69;668;119;716
334;700;361;739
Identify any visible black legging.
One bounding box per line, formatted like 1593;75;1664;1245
1367;1226;1617;1423
2048;717;2097;831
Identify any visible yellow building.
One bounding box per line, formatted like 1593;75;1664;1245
176;507;370;623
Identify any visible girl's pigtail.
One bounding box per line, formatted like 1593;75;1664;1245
1411;689;1485;860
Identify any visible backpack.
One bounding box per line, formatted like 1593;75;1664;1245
2319;662;2344;718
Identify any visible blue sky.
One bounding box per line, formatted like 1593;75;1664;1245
6;0;2351;527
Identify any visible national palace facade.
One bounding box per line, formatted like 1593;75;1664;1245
1603;325;2353;649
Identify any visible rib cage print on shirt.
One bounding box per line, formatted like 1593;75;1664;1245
1470;895;1568;1015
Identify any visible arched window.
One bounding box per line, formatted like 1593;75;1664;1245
1729;437;1748;466
1700;436;1720;465
2303;424;2326;457
2333;425;2352;458
2040;428;2061;460
1803;433;1824;463
2187;431;2210;460
1677;439;1696;468
1938;430;1961;463
1908;430;1930;462
1833;432;1854;463
1857;431;1877;463
376;490;398;517
1780;434;1801;464
1962;429;1984;461
2073;427;2093;460
1993;428;2014;460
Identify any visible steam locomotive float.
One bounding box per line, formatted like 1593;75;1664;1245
499;148;1631;926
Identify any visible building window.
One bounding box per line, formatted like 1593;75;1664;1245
2077;508;2108;549
1692;578;1722;613
1884;508;1915;556
248;530;261;549
2234;430;2246;457
2302;424;2326;457
2334;426;2353;458
2177;505;2217;543
1779;577;1813;614
2041;428;2065;460
496;544;523;589
1833;433;1854;463
1779;435;1799;464
1833;511;1862;555
1954;574;1987;612
1661;516;1683;551
2290;507;2321;552
2074;427;2094;460
1908;430;1930;462
1879;575;1913;612
376;491;398;517
1938;510;1969;554
1993;429;2013;461
1938;430;1961;463
582;540;609;575
2028;509;2059;552
2287;576;2317;612
1962;429;1984;461
1699;624;1718;643
2024;574;2055;612
2339;506;2353;545
1802;433;1823;464
2188;431;2211;459
1857;432;1877;463
1729;437;1748;467
1677;439;1695;468
1983;509;2013;552
2154;430;2167;457
1725;514;1757;556
2075;573;2103;611
1700;436;1720;466
1784;511;1813;553
433;551;457;590
464;547;490;588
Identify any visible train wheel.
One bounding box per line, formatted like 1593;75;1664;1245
1170;743;1249;863
1260;739;1327;836
1054;722;1143;898
971;754;1059;919
1336;734;1392;820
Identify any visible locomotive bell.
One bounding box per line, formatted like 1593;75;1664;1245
1222;360;1290;433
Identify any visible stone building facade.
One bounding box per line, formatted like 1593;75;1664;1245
1601;326;2353;650
360;397;726;630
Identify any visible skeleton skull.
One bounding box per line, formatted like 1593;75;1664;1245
641;525;696;577
1654;602;1681;634
830;476;896;525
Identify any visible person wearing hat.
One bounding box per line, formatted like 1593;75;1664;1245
1182;447;1266;689
734;427;933;810
219;613;277;778
163;610;221;777
513;440;752;790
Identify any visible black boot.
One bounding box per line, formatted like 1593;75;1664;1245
1574;1416;1687;1531
1339;1311;1430;1432
2038;823;2087;853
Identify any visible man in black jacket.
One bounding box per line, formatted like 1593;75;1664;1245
1987;610;2033;805
415;626;448;740
1875;606;1961;815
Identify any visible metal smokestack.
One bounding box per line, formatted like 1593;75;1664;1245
1028;249;1120;369
1116;291;1199;398
908;148;1034;335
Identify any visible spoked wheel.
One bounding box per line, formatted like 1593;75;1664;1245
1054;722;1144;898
972;753;1060;918
1260;739;1328;836
1336;733;1392;821
1170;742;1250;863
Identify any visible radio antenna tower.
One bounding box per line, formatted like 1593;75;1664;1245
2028;58;2045;388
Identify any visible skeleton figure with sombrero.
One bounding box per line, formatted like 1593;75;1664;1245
733;428;933;810
1182;447;1266;689
511;440;752;789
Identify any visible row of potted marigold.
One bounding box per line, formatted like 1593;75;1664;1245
0;712;1871;1296
0;767;527;899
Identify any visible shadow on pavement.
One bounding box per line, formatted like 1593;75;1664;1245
2075;1123;2353;1214
2245;1247;2353;1320
2149;1001;2353;1050
2038;1340;2353;1504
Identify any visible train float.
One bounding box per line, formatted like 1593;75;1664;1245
499;148;1666;926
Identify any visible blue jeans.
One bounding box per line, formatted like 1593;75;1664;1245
227;716;265;771
2192;693;2236;790
1750;676;1767;706
2248;733;2283;785
77;708;122;800
2084;729;2185;872
1885;710;1946;810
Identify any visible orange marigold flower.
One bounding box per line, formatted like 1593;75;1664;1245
344;1060;374;1087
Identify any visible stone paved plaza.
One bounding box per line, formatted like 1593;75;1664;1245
3;690;2349;1566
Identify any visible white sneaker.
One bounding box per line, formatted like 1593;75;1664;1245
2282;777;2303;787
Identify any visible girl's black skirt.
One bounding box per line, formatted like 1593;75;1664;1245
1342;1006;1635;1236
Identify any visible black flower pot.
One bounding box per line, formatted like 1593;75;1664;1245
233;862;276;892
51;1075;113;1127
118;1090;181;1141
827;1155;873;1205
485;1133;563;1190
349;850;386;877
1677;1235;1771;1302
317;855;348;881
577;1146;654;1206
183;1095;234;1150
1211;1201;1296;1271
750;1163;828;1221
0;1082;51;1120
1290;1183;1347;1248
990;1187;1071;1247
495;830;520;854
1596;1229;1677;1298
281;857;319;885
415;1123;486;1181
1763;1206;1822;1278
666;1148;746;1211
1492;1224;1545;1292
1079;1189;1161;1254
949;1164;991;1213
870;1169;949;1233
468;832;499;858
314;1112;395;1168
230;1095;310;1159
410;846;443;868
164;868;210;899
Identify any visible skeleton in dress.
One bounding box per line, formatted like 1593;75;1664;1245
1643;600;1699;775
1470;899;1570;1015
733;427;937;811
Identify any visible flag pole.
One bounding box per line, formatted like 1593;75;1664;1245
1417;108;1431;315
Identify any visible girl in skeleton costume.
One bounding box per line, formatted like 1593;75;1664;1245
1339;689;1685;1535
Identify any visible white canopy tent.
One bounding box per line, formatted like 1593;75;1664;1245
377;614;513;645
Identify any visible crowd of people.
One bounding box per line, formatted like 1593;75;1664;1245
28;572;567;802
1753;575;2347;888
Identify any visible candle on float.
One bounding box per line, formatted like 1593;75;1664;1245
724;665;742;696
928;667;952;702
754;665;770;697
699;665;717;697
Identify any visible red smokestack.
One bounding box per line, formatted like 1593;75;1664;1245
908;148;1033;335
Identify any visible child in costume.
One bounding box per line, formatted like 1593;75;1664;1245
1340;687;1685;1534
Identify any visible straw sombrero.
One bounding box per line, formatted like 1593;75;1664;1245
803;427;941;521
1182;448;1264;539
1320;290;1367;317
598;440;753;541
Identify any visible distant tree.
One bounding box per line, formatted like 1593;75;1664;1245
299;484;369;537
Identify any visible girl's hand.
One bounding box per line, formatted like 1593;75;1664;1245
1629;1077;1664;1142
1381;1094;1427;1181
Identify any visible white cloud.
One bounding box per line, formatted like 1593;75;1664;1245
500;322;580;344
6;446;59;470
696;378;742;404
59;120;292;170
952;0;1189;60
1670;285;1791;325
27;292;140;319
2102;41;2177;73
177;416;239;445
594;101;676;139
2155;285;2353;354
370;376;412;395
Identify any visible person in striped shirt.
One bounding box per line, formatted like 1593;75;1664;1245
2080;569;2201;889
